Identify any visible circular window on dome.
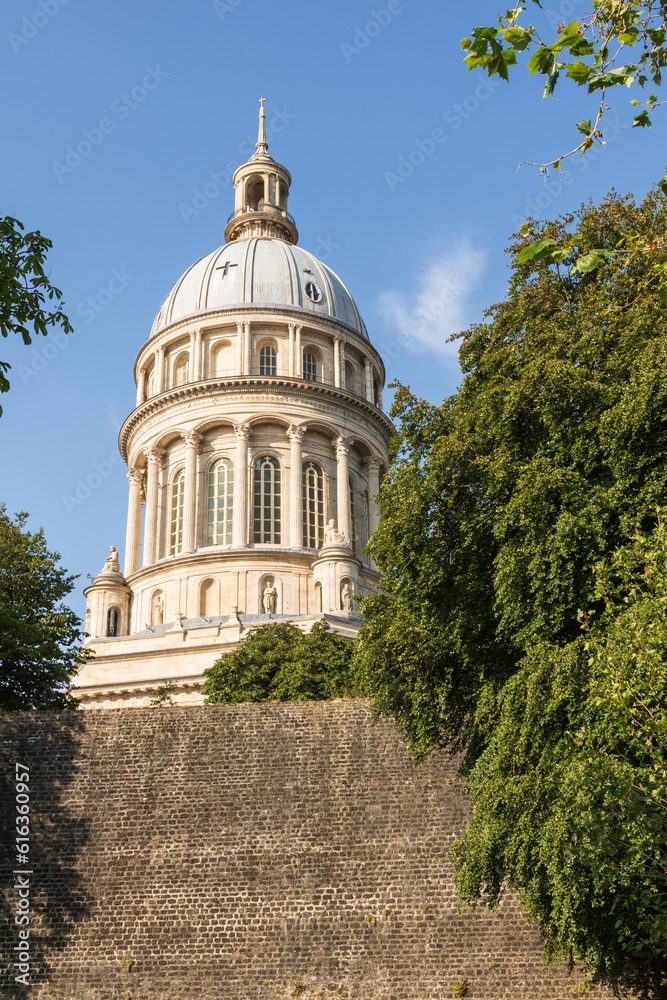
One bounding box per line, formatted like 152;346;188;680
304;280;323;303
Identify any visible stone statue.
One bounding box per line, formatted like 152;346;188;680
341;583;352;614
262;580;277;614
151;594;164;626
324;519;347;545
85;609;91;635
101;545;121;575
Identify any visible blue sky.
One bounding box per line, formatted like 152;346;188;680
1;0;665;619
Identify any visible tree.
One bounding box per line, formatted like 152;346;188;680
355;191;667;969
0;216;73;415
203;620;362;705
462;2;667;298
452;522;667;972
0;506;88;710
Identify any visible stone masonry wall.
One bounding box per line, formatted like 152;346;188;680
0;702;663;1000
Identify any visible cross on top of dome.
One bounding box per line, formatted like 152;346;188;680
224;98;298;245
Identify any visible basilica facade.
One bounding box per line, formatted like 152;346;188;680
75;102;391;709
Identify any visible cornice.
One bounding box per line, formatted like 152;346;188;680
119;376;395;460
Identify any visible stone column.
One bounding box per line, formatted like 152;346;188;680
366;457;382;536
192;328;203;381
155;346;165;394
236;322;244;374
334;338;341;388
124;469;144;577
364;358;373;402
336;437;350;542
136;368;146;408
243;322;251;375
183;430;202;554
142;447;164;567
288;426;304;549
233;424;249;547
295;325;302;377
288;325;295;376
340;341;346;389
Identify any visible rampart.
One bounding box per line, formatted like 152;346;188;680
0;701;662;999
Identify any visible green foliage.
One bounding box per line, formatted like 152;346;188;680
355;191;667;970
0;216;73;415
461;4;667;298
452;523;667;972
452;978;469;998
0;505;88;710
203;621;362;704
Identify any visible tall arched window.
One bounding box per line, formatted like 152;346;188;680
253;456;281;544
303;352;317;382
349;476;357;554
107;607;119;637
174;352;189;385
259;345;277;376
170;471;185;554
207;458;234;546
302;462;324;548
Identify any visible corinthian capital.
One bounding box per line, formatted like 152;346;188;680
183;430;202;449
336;436;349;457
127;468;144;489
287;425;304;444
234;422;250;441
145;445;165;465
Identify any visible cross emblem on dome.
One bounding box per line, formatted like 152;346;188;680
216;261;238;279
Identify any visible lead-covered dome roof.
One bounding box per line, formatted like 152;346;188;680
150;238;368;340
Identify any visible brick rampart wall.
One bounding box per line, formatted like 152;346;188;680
0;702;662;999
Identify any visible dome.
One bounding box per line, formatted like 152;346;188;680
150;238;368;340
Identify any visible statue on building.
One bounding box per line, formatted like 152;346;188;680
341;583;353;614
85;608;91;636
151;593;164;626
262;579;277;614
324;520;347;545
100;545;121;575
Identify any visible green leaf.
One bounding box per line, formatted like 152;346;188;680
569;250;615;275
516;238;559;263
575;118;592;135
633;110;652;128
657;283;667;306
566;61;593;85
501;26;532;51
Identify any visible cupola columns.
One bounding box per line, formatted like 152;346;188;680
224;99;298;245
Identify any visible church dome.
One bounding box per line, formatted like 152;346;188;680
150;238;369;340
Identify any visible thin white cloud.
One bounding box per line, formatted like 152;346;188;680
376;241;486;357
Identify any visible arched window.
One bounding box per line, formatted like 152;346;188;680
170;471;185;554
349;476;357;555
253;456;281;544
174;352;189;386
207;458;234;546
107;607;119;637
303;352;317;382
259;345;277;377
302;462;324;548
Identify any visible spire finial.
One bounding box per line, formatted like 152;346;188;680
256;95;268;154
